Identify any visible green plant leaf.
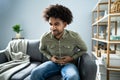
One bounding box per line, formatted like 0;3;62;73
12;24;22;33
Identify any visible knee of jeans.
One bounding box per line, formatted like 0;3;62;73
31;68;41;77
66;73;80;80
30;68;43;80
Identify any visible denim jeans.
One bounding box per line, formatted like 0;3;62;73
30;61;80;80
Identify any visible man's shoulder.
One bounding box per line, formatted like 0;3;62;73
66;30;79;37
41;32;51;39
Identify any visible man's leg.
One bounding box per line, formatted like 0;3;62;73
61;63;80;80
30;61;61;80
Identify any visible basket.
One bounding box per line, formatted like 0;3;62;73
101;49;115;54
116;50;120;56
111;0;120;13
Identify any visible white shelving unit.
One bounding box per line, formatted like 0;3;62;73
92;0;120;80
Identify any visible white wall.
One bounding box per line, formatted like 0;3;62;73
0;0;98;54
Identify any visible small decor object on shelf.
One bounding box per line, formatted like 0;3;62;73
12;24;23;38
104;10;108;16
99;31;105;39
110;35;120;40
111;0;120;13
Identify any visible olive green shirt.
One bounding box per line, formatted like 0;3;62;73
39;29;87;60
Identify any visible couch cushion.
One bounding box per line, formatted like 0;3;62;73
27;40;48;62
10;62;41;80
26;40;43;62
24;74;62;80
0;50;8;63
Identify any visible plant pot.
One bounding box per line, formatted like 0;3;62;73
16;33;21;38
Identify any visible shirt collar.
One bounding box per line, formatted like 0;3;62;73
50;29;67;39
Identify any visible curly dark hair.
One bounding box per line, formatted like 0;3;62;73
43;4;73;24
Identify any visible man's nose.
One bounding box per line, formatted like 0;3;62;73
51;25;56;30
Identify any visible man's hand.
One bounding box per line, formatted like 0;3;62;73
51;56;59;63
62;56;73;63
51;56;64;64
51;56;73;65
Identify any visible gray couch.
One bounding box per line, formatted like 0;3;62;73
0;39;97;80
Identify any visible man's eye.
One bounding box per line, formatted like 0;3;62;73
55;23;59;26
49;23;52;26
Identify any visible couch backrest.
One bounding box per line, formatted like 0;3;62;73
26;39;48;62
0;50;8;63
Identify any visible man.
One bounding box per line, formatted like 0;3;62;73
30;4;87;80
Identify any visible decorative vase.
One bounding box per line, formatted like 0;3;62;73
16;33;21;38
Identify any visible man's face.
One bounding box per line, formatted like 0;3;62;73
49;17;67;38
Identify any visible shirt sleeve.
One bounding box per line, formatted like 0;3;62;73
39;33;52;60
72;33;87;60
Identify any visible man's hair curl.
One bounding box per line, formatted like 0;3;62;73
43;4;73;24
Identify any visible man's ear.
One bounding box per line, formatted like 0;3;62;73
64;22;67;28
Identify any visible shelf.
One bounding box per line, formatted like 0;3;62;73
92;13;120;25
12;37;24;40
99;0;115;3
92;0;115;11
107;68;120;71
92;38;120;43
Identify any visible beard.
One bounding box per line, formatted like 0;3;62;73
51;30;63;38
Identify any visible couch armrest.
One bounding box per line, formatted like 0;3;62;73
78;53;97;80
0;49;8;64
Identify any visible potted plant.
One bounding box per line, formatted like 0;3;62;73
12;24;23;38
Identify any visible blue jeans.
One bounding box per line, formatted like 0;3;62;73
30;61;80;80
